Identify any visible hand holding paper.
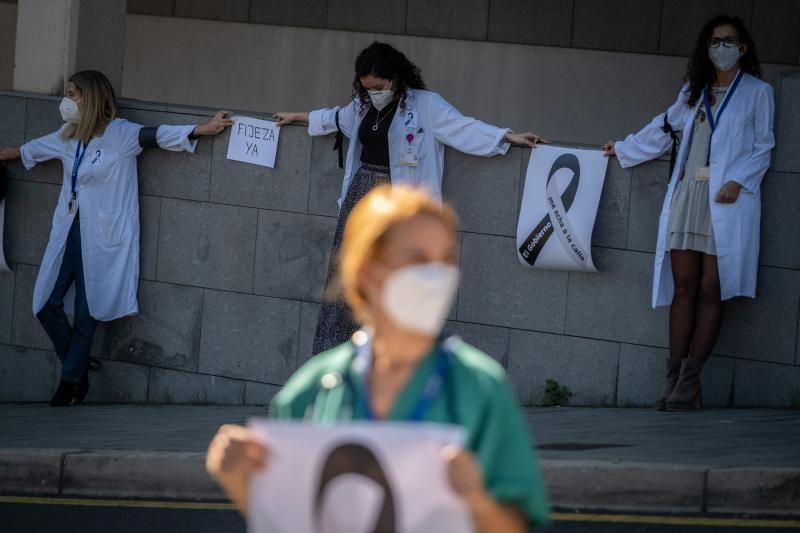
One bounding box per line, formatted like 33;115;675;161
206;424;268;516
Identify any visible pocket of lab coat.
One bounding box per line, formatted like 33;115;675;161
96;210;129;247
412;132;428;159
725;112;747;141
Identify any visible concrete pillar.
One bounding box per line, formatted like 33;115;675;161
13;0;127;95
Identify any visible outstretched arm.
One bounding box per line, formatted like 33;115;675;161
0;147;20;161
429;93;546;156
277;99;361;139
607;84;693;168
5;129;65;169
124;111;234;157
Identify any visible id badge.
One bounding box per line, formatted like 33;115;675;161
400;131;419;167
695;166;710;182
399;151;419;167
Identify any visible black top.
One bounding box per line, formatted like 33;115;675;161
358;100;399;167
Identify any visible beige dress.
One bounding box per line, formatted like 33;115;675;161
668;86;728;256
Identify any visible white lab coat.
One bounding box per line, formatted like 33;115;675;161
21;118;198;321
308;89;512;207
615;73;775;307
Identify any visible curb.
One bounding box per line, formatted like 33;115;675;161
1;449;798;516
0;449;224;501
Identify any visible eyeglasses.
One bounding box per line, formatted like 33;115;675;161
708;36;740;48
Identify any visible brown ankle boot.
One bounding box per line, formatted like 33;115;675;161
665;358;704;411
655;357;683;411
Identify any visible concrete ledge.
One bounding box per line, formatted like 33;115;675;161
0;448;66;495
2;448;799;516
707;467;800;517
60;451;225;501
541;459;706;514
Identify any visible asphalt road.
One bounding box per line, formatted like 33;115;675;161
1;498;798;533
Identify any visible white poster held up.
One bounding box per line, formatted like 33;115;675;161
226;116;281;168
516;144;608;272
247;420;472;533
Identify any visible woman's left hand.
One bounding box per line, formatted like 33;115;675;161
443;446;527;533
194;111;235;136
715;181;743;203
505;132;549;148
443;446;489;507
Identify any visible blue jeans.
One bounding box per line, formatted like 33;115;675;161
36;216;98;383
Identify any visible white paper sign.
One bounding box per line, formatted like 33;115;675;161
226;116;280;168
516;145;608;272
0;199;10;272
247;420;473;533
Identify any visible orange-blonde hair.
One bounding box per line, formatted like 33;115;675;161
61;70;117;144
339;185;458;323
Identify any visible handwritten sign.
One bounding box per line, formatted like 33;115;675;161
226;116;280;168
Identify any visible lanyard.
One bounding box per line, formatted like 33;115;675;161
70;141;87;202
702;69;743;134
354;335;454;422
701;69;742;166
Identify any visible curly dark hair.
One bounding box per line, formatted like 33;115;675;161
684;15;761;106
352;42;426;110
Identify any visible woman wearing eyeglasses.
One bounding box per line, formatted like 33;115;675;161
602;15;774;411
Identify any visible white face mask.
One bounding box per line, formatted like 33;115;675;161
367;88;394;111
708;45;742;72
380;263;459;337
59;97;81;123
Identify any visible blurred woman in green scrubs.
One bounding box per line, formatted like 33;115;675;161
206;185;550;532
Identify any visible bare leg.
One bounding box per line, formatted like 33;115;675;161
668;250;702;361
691;253;724;361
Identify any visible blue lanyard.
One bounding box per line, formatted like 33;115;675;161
354;337;453;422
702;69;743;134
70;141;87;198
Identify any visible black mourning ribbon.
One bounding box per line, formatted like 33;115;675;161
518;153;580;266
661;112;680;179
313;442;396;533
333;110;344;169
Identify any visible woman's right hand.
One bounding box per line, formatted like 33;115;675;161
601;140;616;157
206;424;268;517
0;147;21;161
273;112;309;127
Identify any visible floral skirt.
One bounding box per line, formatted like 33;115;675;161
311;164;391;355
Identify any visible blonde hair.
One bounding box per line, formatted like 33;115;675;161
61;70;117;144
339;185;458;323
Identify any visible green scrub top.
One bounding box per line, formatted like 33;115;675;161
270;337;550;528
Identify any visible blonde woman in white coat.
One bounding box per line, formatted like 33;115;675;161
0;71;233;406
602;16;774;411
275;42;547;356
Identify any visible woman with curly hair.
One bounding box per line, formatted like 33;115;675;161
602;15;775;411
276;42;546;355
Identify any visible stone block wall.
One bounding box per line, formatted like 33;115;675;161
1;70;798;407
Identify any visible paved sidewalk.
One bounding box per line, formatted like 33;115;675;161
2;404;799;516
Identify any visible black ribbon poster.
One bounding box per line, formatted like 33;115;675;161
516;145;608;272
246;421;471;533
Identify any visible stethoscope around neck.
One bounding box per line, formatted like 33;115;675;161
308;330;461;423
